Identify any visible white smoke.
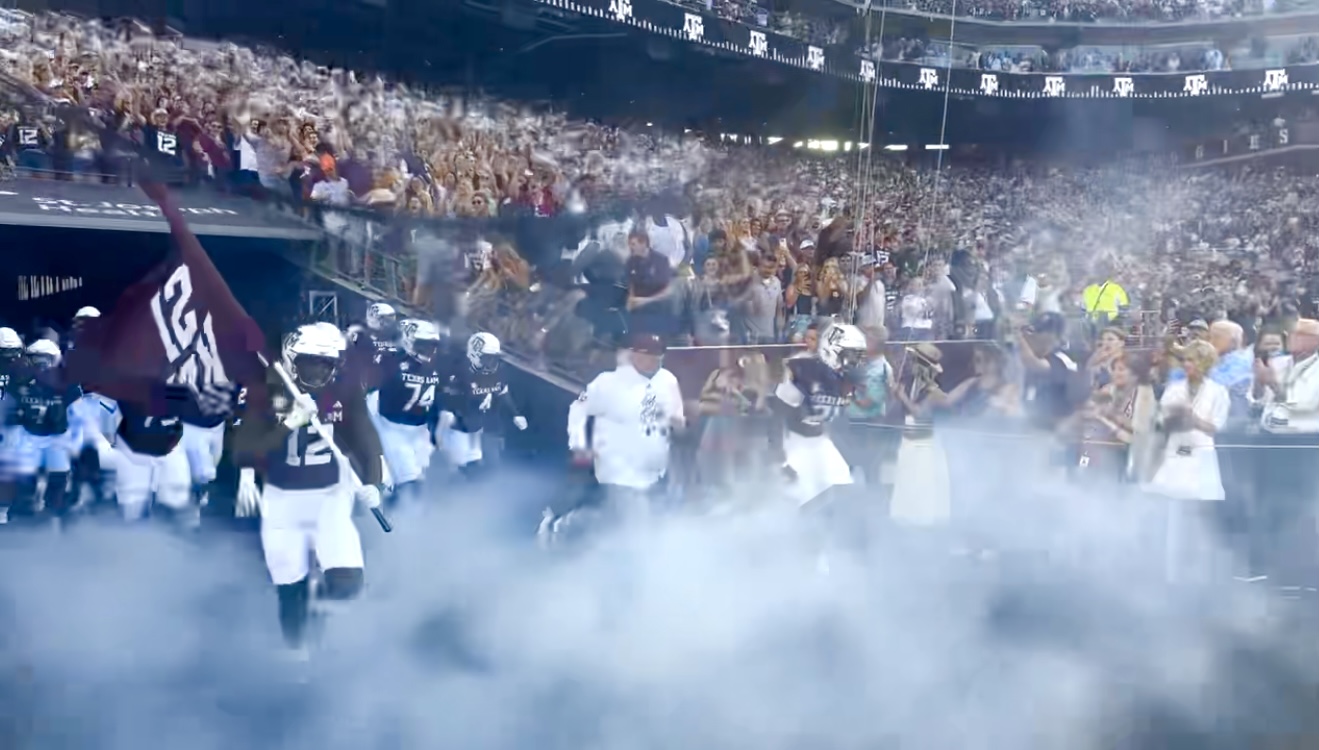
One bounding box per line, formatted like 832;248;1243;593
0;458;1297;750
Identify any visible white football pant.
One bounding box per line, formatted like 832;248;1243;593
377;418;433;485
260;483;364;586
438;427;483;467
783;431;853;506
182;422;226;484
10;430;75;475
109;439;191;521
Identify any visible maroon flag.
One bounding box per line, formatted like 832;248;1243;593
67;179;270;412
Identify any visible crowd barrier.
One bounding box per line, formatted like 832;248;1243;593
666;339;1156;401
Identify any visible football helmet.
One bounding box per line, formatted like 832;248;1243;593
26;338;61;370
817;323;867;374
365;303;397;333
401;319;442;364
282;322;347;390
0;328;23;362
467;332;502;374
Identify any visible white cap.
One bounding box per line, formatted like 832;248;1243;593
0;327;21;349
74;306;101;319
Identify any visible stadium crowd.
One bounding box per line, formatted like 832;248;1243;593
0;6;1318;599
3;12;1318;359
1;12;1315;361
658;0;1308;37
871;34;1319;74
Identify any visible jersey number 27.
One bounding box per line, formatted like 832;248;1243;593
286;423;334;467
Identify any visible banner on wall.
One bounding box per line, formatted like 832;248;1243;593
538;0;1319;99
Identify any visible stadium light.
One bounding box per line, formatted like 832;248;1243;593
925;144;949;150
793;141;804;148
818;140;839;152
766;137;783;145
884;144;907;151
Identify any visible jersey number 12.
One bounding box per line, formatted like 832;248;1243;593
286;423;334;467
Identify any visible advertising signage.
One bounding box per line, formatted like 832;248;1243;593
542;0;1316;99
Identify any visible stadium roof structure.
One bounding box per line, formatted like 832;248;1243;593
0;180;322;240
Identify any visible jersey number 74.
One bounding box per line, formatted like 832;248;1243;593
404;382;435;412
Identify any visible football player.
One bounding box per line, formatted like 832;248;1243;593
232;323;384;656
65;306;100;354
0;328;24;522
436;332;527;476
770;322;867;508
65;307;117;512
3;339;82;524
67;387;119;514
180;389;230;510
73;367;238;529
0;327;24;397
348;303;402;360
351;302;403;415
373;319;443;506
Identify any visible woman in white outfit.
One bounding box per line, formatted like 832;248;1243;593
1143;340;1230;585
888;343;952;527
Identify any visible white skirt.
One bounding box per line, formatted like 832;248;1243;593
1142;440;1223;502
889;419;951;527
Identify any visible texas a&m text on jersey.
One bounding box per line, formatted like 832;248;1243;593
780;356;849;439
235;324;382;492
373;319;444;492
237;373;381;491
441;333;516;435
376;347;440;428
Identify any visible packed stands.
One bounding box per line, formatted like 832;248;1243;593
664;0;1319;28
6;10;1318;383
4;8;1319;748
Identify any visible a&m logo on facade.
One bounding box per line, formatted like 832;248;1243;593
806;45;824;71
1043;76;1065;97
918;68;939;89
860;59;876;83
748;30;768;57
1264;69;1289;92
682;12;703;41
608;0;632;22
1113;77;1134;97
979;73;998;95
1183;74;1209;96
